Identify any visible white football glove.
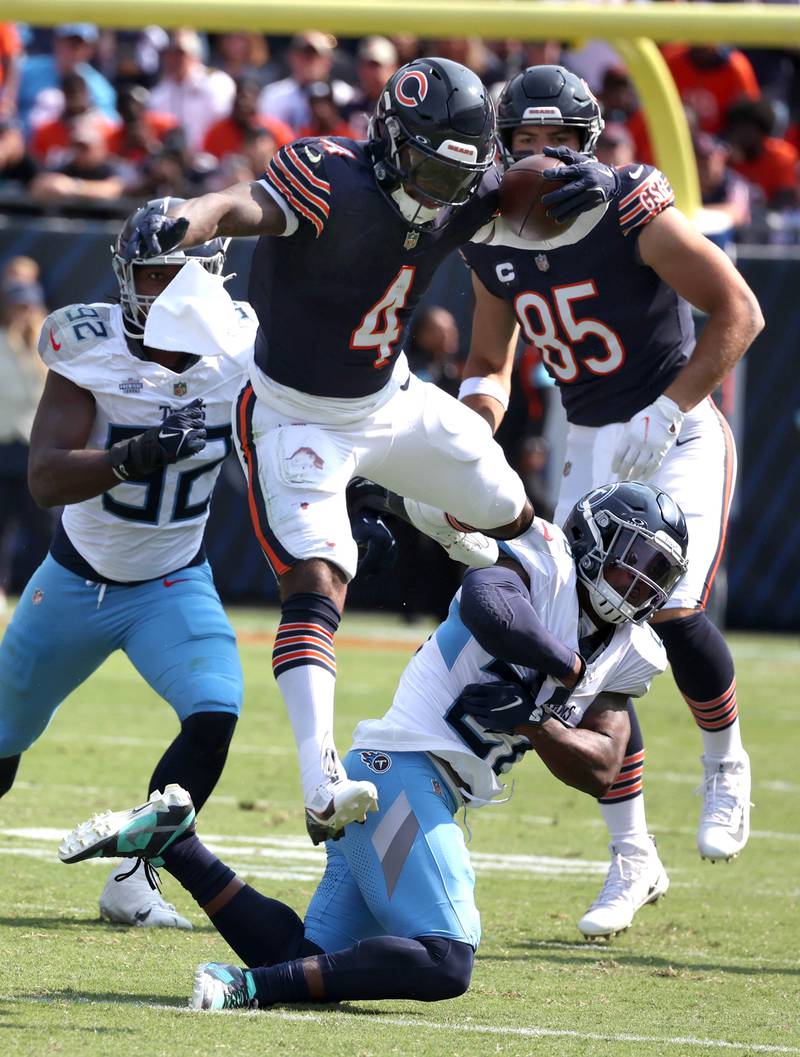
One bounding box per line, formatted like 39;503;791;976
611;394;685;482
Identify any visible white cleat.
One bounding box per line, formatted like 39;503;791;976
403;499;499;569
99;860;192;930
696;752;752;862
304;778;379;845
578;836;669;940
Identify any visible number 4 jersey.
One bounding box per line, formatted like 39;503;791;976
38;301;256;583
351;518;667;805
461;164;695;427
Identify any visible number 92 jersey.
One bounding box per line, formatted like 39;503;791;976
352;519;667;805
38;301;256;583
462;164;696;428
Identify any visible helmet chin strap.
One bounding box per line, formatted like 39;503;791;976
390;185;443;225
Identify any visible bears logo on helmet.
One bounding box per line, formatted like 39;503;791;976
395;69;429;107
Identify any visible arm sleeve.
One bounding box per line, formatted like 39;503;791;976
460;565;577;681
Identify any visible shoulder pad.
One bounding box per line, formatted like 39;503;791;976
617;164;675;236
38;304;115;367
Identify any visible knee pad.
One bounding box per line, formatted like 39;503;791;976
418;936;474;999
181;711;238;759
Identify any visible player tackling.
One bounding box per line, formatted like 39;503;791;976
60;481;689;1006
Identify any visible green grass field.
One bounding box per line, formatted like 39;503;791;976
0;607;797;1057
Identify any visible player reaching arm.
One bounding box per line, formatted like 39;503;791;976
60;481;687;1006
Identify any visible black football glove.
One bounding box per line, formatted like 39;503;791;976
457;680;548;735
540;146;620;223
351;512;398;580
110;398;207;481
119;204;190;260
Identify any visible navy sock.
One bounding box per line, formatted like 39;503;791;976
149;711;238;811
655;612;738;730
250;935;473;1005
599;698;645;804
0;754;20;799
162;834;313;967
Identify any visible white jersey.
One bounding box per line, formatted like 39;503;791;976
352;519;667;804
38;301;257;582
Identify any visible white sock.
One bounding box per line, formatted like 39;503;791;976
275;663;345;804
700;718;745;761
600;794;651;852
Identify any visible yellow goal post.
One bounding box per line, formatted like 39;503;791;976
10;1;800;215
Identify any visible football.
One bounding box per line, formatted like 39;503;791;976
498;154;574;241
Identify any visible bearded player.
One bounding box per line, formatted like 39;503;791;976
118;58;535;845
460;66;764;937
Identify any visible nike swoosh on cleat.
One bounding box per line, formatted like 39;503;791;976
674;435;700;447
134;908;152;922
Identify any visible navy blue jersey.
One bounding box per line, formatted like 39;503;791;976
462;164;694;427
250;137;499;398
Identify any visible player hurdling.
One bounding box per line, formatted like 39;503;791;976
0;203;255;928
117;58;534;845
60;481;688;1005
460;66;764;935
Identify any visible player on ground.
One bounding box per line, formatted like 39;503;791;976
60;481;689;1004
0;202;255;928
459;66;764;935
118;58;534;845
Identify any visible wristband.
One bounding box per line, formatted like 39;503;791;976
458;376;510;410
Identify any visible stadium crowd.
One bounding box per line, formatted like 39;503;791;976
0;19;793;602
0;22;798;237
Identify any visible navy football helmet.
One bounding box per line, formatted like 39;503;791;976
497;65;604;163
369;57;496;228
111;197;229;339
564;482;689;625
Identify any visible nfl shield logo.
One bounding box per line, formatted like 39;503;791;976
535;253;549;272
32;589;44;606
173;381;188;397
403;230;419;250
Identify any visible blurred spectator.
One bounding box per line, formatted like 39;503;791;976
107;83;177;164
30;72;117;165
18;24;117;135
131;126;216;199
344;36;399;138
213;33;277;88
148;28;235;152
663;44;760;136
299;81;356;139
595;122;635;168
725;98;800;209
389;35;421;68
204;127;277;190
425;38;505;88
563;40;622;94
694;131;751;229
110;27;169;90
0;271;51;608
29;117;125;202
600;66;654;164
203;76;293;161
0;22;22;119
406;306;461;397
258;31;354;132
0;117;36;186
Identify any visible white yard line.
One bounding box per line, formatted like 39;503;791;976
0;994;796;1053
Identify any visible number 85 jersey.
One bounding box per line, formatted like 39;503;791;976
38;301;256;583
462;164;695;428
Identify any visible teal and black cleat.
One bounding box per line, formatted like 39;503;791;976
190;963;258;1011
58;784;196;866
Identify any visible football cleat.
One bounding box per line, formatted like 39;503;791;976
696;752;752;862
59;784;196;866
190;963;258;1011
578;836;669;940
99;859;192;929
304;778;379;846
403;499;499;568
